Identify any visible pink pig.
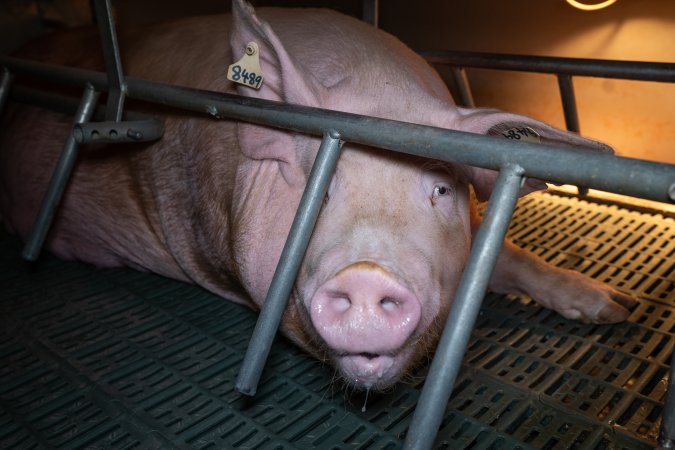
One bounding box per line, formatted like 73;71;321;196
0;0;637;390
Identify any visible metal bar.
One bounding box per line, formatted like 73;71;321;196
22;84;100;262
92;0;125;121
556;74;589;196
451;67;475;108
124;78;675;204
9;86;147;122
362;0;379;27
235;131;343;396
557;74;580;133
0;67;14;115
403;164;525;450
422;50;675;83
0;58;673;203
1;57;672;204
659;349;675;448
73;119;164;143
1;57;108;90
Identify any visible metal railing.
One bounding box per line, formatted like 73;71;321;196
423;50;675;133
1;1;675;449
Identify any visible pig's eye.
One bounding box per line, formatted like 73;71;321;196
433;185;450;197
431;184;452;205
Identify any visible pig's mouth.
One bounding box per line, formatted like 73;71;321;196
333;347;417;390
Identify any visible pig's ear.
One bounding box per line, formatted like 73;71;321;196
456;108;613;201
230;0;327;170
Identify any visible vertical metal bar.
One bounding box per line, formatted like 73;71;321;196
451;67;475;108
0;67;14;115
557;74;580;133
236;131;343;396
362;0;379;27
92;0;125;121
403;164;525;450
658;349;675;449
557;74;587;196
22;84;99;262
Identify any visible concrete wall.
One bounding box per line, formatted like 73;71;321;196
380;0;675;164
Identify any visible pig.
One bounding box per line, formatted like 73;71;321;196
0;0;637;391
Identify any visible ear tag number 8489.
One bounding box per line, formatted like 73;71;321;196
227;42;264;89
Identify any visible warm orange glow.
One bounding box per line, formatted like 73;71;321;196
550;185;675;215
566;0;618;11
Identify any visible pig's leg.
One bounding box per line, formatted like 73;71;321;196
471;205;638;324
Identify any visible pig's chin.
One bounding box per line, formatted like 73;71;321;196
334;347;415;390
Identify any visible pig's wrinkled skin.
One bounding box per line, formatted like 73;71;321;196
0;0;637;390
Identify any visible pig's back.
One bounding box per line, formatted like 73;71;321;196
0;17;239;274
0;6;452;289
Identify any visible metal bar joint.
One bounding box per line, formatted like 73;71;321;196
22;84;100;262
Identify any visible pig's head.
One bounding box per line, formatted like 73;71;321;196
229;0;612;390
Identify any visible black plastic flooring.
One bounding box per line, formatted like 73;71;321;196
1;192;673;449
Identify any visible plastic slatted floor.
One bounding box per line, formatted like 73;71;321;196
1;192;673;449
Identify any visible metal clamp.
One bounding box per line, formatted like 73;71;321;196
73;119;164;144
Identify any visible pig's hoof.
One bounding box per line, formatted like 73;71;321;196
592;290;639;323
537;268;639;324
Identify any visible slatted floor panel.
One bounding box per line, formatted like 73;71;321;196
1;192;673;449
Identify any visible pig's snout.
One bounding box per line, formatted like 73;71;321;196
309;261;422;388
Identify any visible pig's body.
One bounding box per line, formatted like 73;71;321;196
0;1;636;390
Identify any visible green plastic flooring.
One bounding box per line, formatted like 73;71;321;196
1;192;673;449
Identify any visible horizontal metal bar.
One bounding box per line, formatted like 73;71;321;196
421;50;675;83
73;119;164;144
1;57;109;90
9;85;147;122
404;164;525;450
2;56;674;203
22;84;100;262
235;131;343;396
124;78;675;204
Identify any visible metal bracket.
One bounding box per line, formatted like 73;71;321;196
74;119;164;144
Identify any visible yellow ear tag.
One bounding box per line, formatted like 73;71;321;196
227;42;264;89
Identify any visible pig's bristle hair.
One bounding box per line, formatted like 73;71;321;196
394;304;449;387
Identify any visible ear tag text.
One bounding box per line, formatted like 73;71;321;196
227;42;264;89
501;126;541;144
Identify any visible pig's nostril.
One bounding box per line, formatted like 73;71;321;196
325;292;351;313
379;296;399;311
